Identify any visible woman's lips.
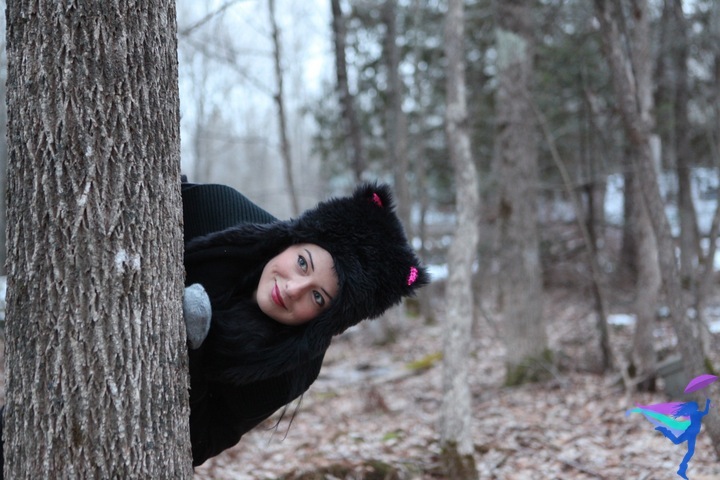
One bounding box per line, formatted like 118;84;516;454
272;283;287;309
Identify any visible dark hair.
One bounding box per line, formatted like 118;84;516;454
203;299;303;381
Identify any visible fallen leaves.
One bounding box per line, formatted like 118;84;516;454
192;287;720;479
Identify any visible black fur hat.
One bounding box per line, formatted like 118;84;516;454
184;182;430;384
291;182;429;335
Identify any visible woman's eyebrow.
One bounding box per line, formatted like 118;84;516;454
323;286;334;301
305;247;334;302
304;248;315;271
321;287;334;302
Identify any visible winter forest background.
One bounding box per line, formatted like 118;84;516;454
1;0;720;478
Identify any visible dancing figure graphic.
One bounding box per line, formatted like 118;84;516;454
626;374;716;479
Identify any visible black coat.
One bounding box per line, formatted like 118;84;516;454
182;183;324;466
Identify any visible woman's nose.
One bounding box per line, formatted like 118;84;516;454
285;277;311;298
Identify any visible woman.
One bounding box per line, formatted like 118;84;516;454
181;181;429;466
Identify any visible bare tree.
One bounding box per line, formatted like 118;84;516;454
696;0;720;333
4;2;191;477
493;0;548;384
439;0;479;477
409;0;435;319
610;0;661;389
657;0;699;287
382;0;411;229
628;166;662;390
594;0;720;456
268;0;300;216
533;102;612;371
331;0;366;182
188;49;212;183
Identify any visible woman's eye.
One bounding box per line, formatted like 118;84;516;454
313;291;325;307
298;255;308;271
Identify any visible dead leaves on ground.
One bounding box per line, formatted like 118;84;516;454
194;297;720;480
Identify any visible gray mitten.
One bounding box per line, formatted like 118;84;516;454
183;283;212;349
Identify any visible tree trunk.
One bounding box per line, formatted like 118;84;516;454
4;2;192;478
0;17;6;277
620;166;639;281
331;0;365;182
0;94;6;277
696;0;720;341
410;0;433;319
658;0;698;287
191;56;210;183
383;0;411;230
440;0;479;477
593;0;660;392
624;0;661;387
533;101;612;372
594;0;720;457
628;163;661;390
494;0;548;385
268;0;299;216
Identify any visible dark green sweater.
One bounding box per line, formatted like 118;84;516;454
182;183;276;242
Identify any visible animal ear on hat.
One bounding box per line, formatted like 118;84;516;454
407;266;420;286
353;182;395;211
371;192;383;207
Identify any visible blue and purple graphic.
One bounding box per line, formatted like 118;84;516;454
626;374;717;479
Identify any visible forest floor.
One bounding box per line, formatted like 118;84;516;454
2;278;720;479
193;285;720;480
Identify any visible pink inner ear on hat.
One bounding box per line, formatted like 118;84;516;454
371;193;383;207
407;266;418;286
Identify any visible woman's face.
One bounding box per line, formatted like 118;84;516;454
255;243;339;325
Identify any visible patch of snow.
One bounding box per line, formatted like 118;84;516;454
706;305;720;333
427;264;447;281
607;313;636;326
114;250;141;272
701;237;720;271
425;261;479;282
605;168;719;272
604;173;625;227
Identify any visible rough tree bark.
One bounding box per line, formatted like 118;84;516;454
0;14;6;277
4;1;191;478
594;0;720;456
494;0;548;385
440;0;479;477
331;0;366;182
